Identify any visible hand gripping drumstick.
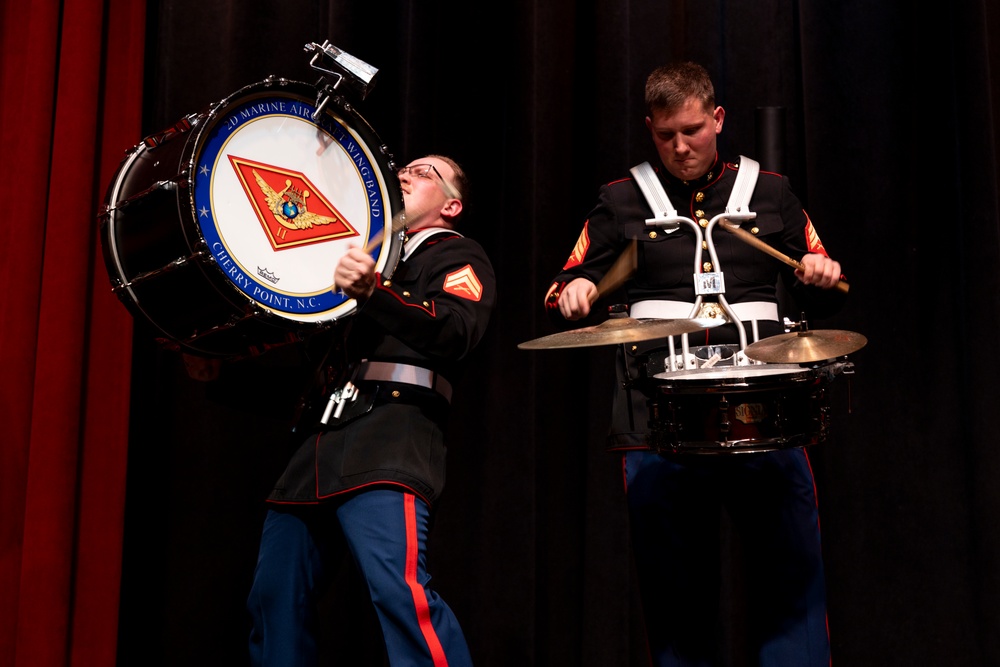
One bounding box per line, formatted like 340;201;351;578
329;210;405;293
339;174;462;287
719;219;850;294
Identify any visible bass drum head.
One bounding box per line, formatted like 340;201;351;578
101;77;403;357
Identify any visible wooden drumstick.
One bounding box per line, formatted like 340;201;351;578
362;208;408;254
719;219;850;294
590;240;637;304
341;172;462;286
336;200;433;291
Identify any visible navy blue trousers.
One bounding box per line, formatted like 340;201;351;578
247;489;473;666
624;449;830;667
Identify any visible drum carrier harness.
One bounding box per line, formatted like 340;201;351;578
628;157;776;372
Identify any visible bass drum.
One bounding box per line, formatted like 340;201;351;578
99;76;403;357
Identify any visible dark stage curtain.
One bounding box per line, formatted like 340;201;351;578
10;0;994;666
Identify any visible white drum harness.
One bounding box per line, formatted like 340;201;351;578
628;157;774;371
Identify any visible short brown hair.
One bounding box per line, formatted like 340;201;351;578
427;154;470;222
644;62;715;116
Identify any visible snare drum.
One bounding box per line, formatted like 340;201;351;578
648;361;845;454
99;77;403;357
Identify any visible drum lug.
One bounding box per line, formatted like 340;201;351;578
773;398;787;439
141;114;196;150
104;178;182;214
648;397;680;454
814;390;832;439
111;251;207;291
717;396;733;446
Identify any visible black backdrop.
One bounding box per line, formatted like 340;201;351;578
116;1;1000;666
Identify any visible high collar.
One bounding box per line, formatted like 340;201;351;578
658;153;723;190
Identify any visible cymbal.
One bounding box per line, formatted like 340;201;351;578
743;329;868;363
518;317;723;350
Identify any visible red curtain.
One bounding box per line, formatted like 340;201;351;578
0;0;145;665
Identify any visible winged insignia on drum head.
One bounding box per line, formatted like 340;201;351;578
252;169;340;230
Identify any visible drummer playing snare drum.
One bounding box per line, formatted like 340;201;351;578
543;62;847;667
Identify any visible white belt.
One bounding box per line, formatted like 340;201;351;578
357;361;453;403
630;300;778;322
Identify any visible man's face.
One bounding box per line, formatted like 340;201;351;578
645;98;725;181
397;157;460;229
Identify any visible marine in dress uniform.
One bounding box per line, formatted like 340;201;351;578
248;156;496;667
544;62;846;667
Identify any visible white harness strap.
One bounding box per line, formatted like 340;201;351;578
630;161;684;231
624;158;773;363
631;157;760;227
725;156;760;220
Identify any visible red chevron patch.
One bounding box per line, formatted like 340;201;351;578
803;212;828;256
562;221;590;269
443;264;484;301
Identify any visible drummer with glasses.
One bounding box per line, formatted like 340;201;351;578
248;154;496;667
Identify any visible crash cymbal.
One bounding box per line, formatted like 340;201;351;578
517;317;723;350
743;329;867;363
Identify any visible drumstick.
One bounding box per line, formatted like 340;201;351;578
719;219;850;294
335;203;425;290
590;240;637;304
341;172;461;287
362;208;408;253
328;210;405;293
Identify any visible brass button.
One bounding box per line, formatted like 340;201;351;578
699;219;708;228
706;171;713;179
391;390;401;398
648;231;658;239
695;192;705;203
382;279;392;287
423;301;430;307
703;262;713;271
751;226;760;235
701;241;708;250
695;209;705;218
403;291;411;297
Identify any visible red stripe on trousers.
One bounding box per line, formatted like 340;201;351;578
404;493;449;666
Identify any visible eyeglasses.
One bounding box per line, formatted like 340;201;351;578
398;163;461;200
398;163;444;181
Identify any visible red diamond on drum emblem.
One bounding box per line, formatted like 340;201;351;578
228;156;359;250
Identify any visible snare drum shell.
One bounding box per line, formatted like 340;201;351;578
99;78;404;357
648;364;833;454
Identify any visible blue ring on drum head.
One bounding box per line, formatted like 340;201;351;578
192;92;389;317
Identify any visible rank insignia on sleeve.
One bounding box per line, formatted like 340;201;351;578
803;213;828;256
562;221;590;269
443;265;484;301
